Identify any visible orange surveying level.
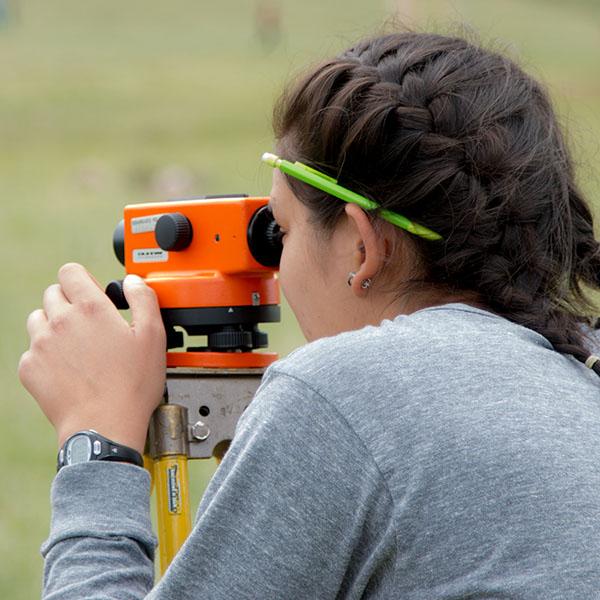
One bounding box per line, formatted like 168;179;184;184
105;195;282;573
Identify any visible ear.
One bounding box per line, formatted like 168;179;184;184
344;203;390;296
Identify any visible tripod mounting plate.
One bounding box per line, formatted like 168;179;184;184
164;367;267;459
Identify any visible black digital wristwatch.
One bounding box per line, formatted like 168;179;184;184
57;430;144;472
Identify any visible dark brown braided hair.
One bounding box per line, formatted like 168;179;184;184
273;31;600;376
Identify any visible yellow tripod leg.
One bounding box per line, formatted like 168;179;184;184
153;454;191;574
147;404;192;575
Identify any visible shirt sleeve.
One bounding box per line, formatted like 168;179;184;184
41;461;156;599
42;368;397;600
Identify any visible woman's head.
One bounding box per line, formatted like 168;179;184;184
270;30;600;372
269;167;403;341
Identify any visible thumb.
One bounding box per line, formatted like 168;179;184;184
123;275;162;335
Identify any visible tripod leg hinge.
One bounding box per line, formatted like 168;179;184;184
148;404;189;458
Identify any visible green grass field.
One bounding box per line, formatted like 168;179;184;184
1;1;599;597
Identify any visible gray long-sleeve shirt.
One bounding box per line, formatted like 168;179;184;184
41;304;600;598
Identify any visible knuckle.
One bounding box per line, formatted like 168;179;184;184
78;298;99;316
17;351;33;382
43;283;60;302
48;313;68;333
46;282;60;294
31;332;51;353
26;309;41;326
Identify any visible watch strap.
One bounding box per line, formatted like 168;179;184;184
57;430;144;471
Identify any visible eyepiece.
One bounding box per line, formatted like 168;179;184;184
247;204;282;267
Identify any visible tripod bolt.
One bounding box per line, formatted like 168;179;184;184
191;420;211;441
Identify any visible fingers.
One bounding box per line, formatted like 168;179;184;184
43;283;70;320
26;308;48;339
23;310;49;391
58;263;107;307
122;275;164;341
86;270;104;292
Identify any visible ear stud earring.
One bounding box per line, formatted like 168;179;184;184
347;272;372;289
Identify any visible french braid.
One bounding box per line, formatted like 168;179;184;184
274;32;600;375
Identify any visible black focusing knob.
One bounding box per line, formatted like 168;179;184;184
105;279;130;310
155;213;193;251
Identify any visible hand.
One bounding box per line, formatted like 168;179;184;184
18;263;166;454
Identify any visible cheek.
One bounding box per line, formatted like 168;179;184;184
277;242;310;310
277;245;296;302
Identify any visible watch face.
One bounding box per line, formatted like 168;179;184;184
66;434;92;465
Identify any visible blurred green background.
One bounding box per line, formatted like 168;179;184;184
1;0;598;597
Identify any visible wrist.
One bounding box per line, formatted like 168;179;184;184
57;430;145;471
58;423;148;456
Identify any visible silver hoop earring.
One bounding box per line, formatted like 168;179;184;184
347;271;356;287
360;278;372;290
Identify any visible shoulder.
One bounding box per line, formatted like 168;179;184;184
251;303;600;447
264;303;544;394
254;303;591;441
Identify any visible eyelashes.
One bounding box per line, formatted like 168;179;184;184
275;224;287;241
268;206;287;241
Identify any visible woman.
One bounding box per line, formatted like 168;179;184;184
19;31;600;599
